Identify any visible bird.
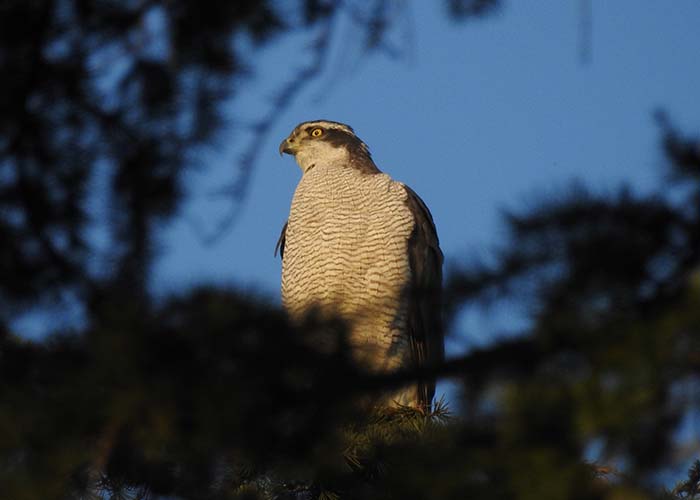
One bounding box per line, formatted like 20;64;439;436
277;120;443;411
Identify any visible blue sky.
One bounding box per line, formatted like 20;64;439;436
154;0;700;320
11;0;699;476
15;1;700;350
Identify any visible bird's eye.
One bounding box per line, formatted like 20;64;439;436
311;128;323;137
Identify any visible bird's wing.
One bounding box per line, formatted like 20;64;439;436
275;221;288;259
404;186;444;411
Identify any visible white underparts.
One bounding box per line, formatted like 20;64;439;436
282;161;416;405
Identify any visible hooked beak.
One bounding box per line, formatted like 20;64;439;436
279;136;296;156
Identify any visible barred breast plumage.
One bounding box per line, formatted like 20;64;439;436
282;162;414;373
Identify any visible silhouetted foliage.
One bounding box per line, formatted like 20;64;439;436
0;0;288;312
1;0;698;499
673;460;700;499
443;116;700;491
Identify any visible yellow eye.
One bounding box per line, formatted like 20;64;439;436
311;128;323;137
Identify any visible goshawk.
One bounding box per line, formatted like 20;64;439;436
277;120;443;410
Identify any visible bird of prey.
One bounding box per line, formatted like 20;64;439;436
277;120;443;410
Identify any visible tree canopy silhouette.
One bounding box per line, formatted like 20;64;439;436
1;1;698;499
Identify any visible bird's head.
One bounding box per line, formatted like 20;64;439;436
279;120;373;173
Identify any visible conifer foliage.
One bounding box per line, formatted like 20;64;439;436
0;1;697;499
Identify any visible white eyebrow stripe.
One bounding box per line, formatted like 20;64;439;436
296;120;355;135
